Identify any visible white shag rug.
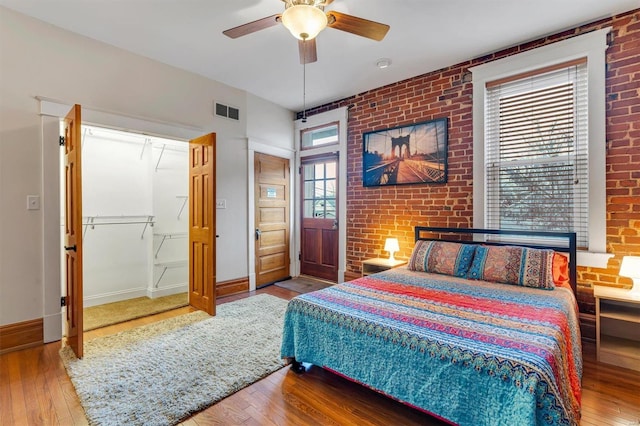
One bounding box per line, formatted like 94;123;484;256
60;294;289;426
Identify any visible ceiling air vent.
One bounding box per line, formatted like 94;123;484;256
214;102;240;121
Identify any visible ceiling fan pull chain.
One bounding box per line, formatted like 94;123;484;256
302;37;307;123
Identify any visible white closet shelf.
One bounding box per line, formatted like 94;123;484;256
82;215;155;239
154;260;188;287
154;232;188;258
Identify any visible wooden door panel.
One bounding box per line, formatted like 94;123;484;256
254;154;290;287
260;207;286;223
302;228;318;262
64;104;83;358
259;253;287;272
321;229;338;267
189;134;216;315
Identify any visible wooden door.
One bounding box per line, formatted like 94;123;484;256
63;104;83;358
300;156;338;282
254;153;291;287
189;133;216;315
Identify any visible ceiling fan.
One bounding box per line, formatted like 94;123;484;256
223;0;390;64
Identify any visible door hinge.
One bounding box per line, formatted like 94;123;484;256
298;166;302;174
60;296;66;307
298;251;301;260
59;136;65;146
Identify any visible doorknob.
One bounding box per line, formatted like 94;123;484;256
255;228;262;240
64;245;77;252
332;220;338;230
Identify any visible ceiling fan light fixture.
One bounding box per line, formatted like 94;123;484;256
281;5;328;40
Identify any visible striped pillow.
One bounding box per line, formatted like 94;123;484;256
467;245;555;289
408;241;476;277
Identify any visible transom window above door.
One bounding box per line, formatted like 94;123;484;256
303;161;336;219
301;123;339;149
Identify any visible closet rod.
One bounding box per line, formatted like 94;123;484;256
82;215;155;239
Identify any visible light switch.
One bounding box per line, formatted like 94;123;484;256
216;199;226;209
27;195;40;210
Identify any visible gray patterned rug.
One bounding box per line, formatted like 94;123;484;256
60;294;289;426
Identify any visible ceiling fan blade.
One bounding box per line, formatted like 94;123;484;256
299;38;318;64
223;14;281;39
327;11;389;41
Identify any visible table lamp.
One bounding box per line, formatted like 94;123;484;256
384;238;400;263
619;255;640;293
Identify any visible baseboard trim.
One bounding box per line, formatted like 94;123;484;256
0;318;44;354
43;312;62;343
84;288;148;308
147;283;187;299
217;277;249;298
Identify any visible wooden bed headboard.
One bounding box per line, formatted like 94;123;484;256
414;227;578;293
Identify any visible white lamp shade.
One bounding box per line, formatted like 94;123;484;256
620;256;640;279
620;256;640;292
281;5;328;40
384;238;400;253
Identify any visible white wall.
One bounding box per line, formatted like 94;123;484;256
81;131;153;306
0;7;294;331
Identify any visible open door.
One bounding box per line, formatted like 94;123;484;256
63;104;83;358
188;133;216;315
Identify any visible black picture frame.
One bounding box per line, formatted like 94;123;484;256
362;117;448;187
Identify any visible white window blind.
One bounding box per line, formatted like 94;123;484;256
485;60;589;248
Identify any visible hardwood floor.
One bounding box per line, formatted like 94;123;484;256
1;286;639;426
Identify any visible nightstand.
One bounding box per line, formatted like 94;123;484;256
594;285;640;372
362;258;406;276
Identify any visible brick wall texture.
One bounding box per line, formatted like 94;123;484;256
303;9;640;314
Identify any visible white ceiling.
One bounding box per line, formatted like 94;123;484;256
1;0;637;112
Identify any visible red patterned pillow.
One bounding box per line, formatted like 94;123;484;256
467;245;555;289
408;240;476;277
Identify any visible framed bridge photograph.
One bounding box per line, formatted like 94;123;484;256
362;117;448;187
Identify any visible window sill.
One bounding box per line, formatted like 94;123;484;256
577;251;614;269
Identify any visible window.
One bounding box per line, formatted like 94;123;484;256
471;28;611;267
302;160;336;219
485;60;588;247
301;123;338;149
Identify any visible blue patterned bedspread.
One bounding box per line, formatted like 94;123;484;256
281;268;582;426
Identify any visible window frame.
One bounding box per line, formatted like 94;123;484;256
470;28;612;268
300;122;340;150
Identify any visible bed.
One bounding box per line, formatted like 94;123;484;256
281;227;582;426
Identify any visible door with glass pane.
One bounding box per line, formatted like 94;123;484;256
300;156;338;281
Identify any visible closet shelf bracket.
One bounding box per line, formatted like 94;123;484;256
155;144;166;172
154;232;188;258
154;260;188;287
176;196;188;220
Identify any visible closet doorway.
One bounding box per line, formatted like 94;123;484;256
62;123;190;330
61;110;216;358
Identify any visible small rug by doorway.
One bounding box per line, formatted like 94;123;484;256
274;275;333;294
61;294;288;426
83;292;188;331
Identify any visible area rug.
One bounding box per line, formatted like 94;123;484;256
83;292;189;331
274;275;333;294
61;294;289;426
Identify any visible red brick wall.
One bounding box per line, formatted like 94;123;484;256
304;9;640;313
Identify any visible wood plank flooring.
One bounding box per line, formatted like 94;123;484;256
1;285;639;425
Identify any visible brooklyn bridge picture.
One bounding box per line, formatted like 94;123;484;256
363;118;448;187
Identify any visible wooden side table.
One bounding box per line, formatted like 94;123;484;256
362;258;406;277
594;285;640;372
